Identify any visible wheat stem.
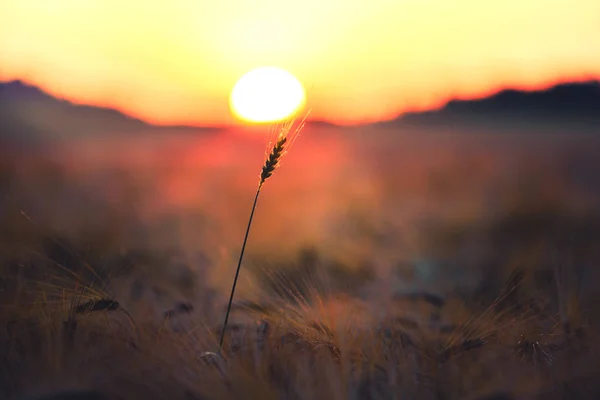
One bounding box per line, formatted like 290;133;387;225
218;184;262;353
218;113;305;353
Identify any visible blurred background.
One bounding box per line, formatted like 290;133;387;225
1;0;599;324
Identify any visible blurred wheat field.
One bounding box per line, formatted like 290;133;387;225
1;124;600;399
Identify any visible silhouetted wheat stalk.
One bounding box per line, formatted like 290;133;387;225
217;111;310;353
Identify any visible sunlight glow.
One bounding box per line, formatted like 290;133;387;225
1;0;599;125
230;67;306;123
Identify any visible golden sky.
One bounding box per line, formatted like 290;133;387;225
1;0;599;126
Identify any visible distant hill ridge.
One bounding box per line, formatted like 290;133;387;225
0;79;149;126
0;80;219;144
2;79;600;134
395;81;600;128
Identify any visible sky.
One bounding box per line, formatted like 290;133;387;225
1;0;600;126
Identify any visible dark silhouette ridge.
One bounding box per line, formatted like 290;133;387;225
2;80;599;140
387;81;600;131
0;79;149;128
0;80;218;148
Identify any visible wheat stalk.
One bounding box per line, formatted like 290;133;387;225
218;110;310;353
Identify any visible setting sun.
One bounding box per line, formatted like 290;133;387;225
229;66;306;123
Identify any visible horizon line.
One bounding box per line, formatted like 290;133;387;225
2;77;599;130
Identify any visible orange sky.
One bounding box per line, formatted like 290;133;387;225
1;0;600;126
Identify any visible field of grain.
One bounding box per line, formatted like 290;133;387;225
1;123;599;399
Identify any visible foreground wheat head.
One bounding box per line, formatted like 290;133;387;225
218;111;310;353
259;113;309;187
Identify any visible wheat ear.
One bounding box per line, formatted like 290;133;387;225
218;111;309;353
260;135;286;186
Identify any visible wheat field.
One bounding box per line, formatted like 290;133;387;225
1;124;600;399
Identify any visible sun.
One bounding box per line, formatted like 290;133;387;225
230;66;306;123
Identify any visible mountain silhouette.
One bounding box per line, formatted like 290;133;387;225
0;80;149;136
0;80;216;148
393;81;600;131
2;79;599;144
